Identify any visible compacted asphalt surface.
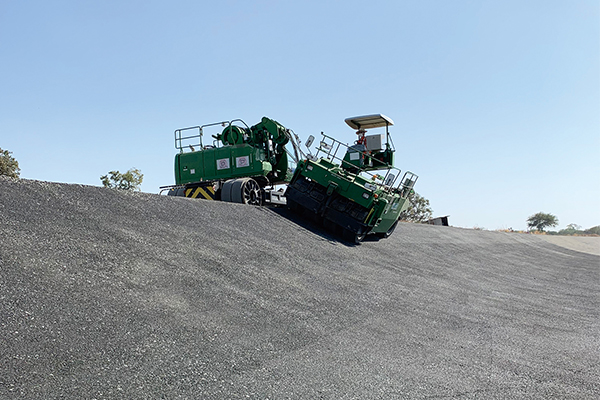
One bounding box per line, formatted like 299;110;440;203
1;177;598;399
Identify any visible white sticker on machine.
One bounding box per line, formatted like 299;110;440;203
236;156;250;168
216;158;230;170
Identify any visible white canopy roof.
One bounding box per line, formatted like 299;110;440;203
344;114;394;130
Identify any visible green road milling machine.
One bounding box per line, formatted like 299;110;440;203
163;117;304;205
285;114;418;243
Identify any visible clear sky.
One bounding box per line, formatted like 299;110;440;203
1;0;598;231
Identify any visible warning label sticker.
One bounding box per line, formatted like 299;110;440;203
236;156;250;168
216;158;230;170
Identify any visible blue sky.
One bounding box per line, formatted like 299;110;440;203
1;0;598;231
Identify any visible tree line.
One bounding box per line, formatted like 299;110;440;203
1;147;143;191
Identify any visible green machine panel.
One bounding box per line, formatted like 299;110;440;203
175;144;272;185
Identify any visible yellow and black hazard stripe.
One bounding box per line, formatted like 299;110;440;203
184;184;216;200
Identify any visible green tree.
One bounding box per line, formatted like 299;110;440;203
558;223;583;236
584;225;600;235
558;225;583;236
100;168;143;191
526;212;558;232
0;148;20;178
399;191;433;223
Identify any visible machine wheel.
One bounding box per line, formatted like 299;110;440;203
343;228;366;244
231;178;262;205
221;180;235;202
375;220;398;239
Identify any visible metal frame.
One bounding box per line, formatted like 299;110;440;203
312;132;410;195
174;120;252;153
344;114;395;152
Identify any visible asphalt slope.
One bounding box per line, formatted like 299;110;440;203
536;235;600;256
1;176;598;399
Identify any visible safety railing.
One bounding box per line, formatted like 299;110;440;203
174;120;251;153
312;133;417;197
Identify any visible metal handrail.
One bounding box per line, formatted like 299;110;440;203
312;133;405;194
175;120;253;153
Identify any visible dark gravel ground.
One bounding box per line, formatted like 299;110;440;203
1;176;598;399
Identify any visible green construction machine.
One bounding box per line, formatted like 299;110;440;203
163;114;417;244
164;117;303;204
285;114;418;243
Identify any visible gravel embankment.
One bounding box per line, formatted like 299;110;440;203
536;235;600;256
1;176;598;399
